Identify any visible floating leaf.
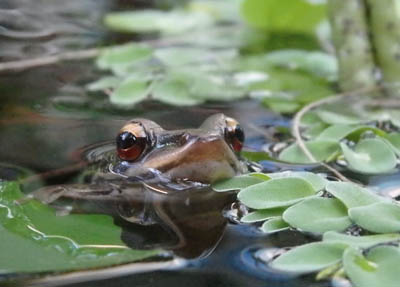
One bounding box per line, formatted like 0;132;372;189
262;50;337;80
104;10;212;35
241;0;326;34
316;124;385;142
267;171;327;192
326;182;386;209
241;207;286;223
349;202;400;233
384;133;400;156
154;47;235;67
86;76;121;92
97;44;153;71
151;75;202;106
271;242;347;273
241;151;273;162
260;217;289;233
323;231;400;249
110;78;149;106
238;177;316;209
212;175;265;192
278;140;340;164
283;198;351;233
341;138;397;174
0;182;162;273
316;110;365;125
343;246;400;287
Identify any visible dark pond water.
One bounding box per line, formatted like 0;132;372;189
1;1;399;287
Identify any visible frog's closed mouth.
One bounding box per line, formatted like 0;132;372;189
112;113;247;184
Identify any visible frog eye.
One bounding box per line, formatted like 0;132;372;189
116;123;148;161
224;117;245;152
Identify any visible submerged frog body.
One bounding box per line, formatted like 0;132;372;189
32;114;247;258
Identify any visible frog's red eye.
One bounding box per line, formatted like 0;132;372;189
116;123;148;161
224;117;245;152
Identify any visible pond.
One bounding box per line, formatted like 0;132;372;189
2;0;400;286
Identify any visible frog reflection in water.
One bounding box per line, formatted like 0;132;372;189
33;114;247;258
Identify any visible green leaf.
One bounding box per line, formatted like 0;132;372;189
316;124;385;142
0;182;162;273
384;133;400;156
271;242;347;273
343;246;400;287
326;182;387;209
341;138;397;174
104;10;212;35
267;171;327;192
262;50;337;80
260;217;289;233
283;198;351;233
152;75;202;106
212;175;265;192
241;207;286;223
241;0;326;34
240;151;272;162
97;44;153;71
323;231;400;249
238;177;316;209
316;109;366;125
86;76;121;92
278;140;340;164
154;47;235;67
349;202;400;233
110;78;149;106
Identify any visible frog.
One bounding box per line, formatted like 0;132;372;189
32;113;248;258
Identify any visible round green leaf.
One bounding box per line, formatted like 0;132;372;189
212;175;265;192
267;171;327;192
97;44;153;70
271;242;347;273
241;0;326;34
86;76;120;92
384;133;400;156
316;124;385;142
241;207;286;223
349;202;400;233
238;177;316;209
260;217;289;233
323;231;400;249
152;76;203;106
278;140;340;164
110;78;149;106
283;198;351;233
104;10;212;35
316;110;365;125
343;246;400;287
341;138;397;174
326;181;387;209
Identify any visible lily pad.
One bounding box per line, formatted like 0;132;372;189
278;140;340;164
212;175;265;192
343;246;400;287
267;171;327;192
110;78;149;106
316;124;385;142
260;217;289;233
349;202;400;233
283;198;351;233
326;182;386;209
241;207;286;223
238;177;316;209
384;133;400;156
0;182;163;273
341;138;397;174
271;242;347;273
323;231;400;249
